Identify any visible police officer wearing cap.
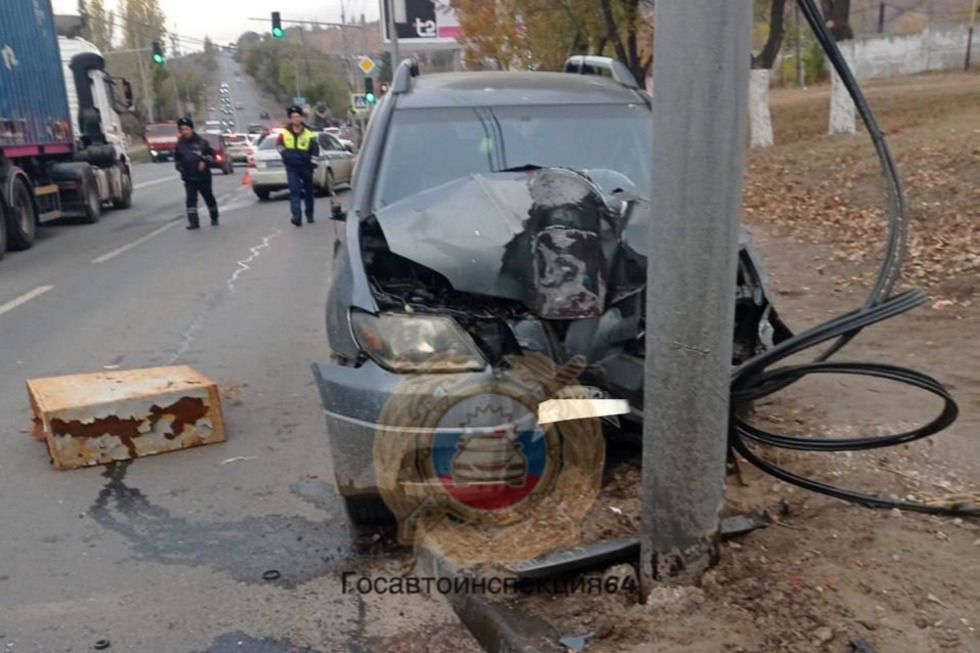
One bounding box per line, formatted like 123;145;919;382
173;117;219;229
277;105;320;227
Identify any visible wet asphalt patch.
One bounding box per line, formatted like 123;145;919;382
89;462;353;588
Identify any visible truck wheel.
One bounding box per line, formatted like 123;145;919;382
253;188;271;201
81;171;102;224
112;165;133;209
4;179;37;251
343;495;394;525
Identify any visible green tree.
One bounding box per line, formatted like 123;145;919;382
453;0;652;81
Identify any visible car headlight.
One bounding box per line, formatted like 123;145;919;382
149;149;157;155
350;311;486;373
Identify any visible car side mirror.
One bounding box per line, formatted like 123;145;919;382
344;144;355;153
330;203;347;222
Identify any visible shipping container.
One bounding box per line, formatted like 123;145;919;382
0;0;73;150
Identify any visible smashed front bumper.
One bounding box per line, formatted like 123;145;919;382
311;360;498;498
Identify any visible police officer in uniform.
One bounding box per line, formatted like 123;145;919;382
173;117;219;229
277;105;320;227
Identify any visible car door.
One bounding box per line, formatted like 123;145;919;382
323;134;354;184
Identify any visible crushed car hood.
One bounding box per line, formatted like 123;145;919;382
373;170;643;315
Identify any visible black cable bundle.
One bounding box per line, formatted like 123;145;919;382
729;0;976;517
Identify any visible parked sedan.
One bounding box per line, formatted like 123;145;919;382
224;133;253;163
250;131;356;201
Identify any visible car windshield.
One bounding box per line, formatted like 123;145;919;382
226;134;247;144
202;133;222;148
373;104;651;209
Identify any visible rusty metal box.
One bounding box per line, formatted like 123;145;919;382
27;366;226;470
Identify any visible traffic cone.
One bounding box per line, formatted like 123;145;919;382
242;170;252;186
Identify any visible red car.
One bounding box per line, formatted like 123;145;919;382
145;122;179;162
201;133;235;175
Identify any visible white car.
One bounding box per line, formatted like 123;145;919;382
250;131;356;201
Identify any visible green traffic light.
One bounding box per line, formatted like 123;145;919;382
365;92;376;105
152;54;165;65
272;27;284;39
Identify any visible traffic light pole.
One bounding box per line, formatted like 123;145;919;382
640;0;752;593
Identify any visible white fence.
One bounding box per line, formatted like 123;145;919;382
841;23;978;81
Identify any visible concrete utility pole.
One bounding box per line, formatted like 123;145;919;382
385;0;401;69
134;40;155;123
340;3;353;90
640;0;752;593
878;3;886;33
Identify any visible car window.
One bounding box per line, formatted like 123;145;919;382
372;104;652;209
328;135;344;151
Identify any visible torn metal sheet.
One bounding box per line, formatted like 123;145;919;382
27;365;226;470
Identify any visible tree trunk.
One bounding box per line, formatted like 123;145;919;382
749;1;785;148
749;69;774;147
752;0;787;70
820;0;854;41
822;1;857;135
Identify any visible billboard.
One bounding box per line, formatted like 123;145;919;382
381;0;461;46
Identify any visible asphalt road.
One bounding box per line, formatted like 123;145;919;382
0;69;477;653
209;53;275;133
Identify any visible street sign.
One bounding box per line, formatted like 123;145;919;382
293;96;306;106
351;94;369;113
358;56;375;75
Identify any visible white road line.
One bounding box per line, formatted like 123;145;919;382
92;221;180;263
0;286;54;317
133;176;178;190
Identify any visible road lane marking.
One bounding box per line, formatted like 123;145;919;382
0;286;54;317
92;187;249;265
133;176;179;190
92;221;180;263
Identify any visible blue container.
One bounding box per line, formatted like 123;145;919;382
0;0;73;149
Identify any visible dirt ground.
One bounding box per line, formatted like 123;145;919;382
507;71;980;652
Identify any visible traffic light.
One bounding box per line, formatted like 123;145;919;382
151;41;165;65
271;12;284;39
364;77;376;105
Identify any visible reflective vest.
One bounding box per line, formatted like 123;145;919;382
280;127;315;151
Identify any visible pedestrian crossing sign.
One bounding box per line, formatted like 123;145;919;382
351;94;370;113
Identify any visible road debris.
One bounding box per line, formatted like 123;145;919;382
220;456;257;465
558;632;594;652
27;366;226;470
93;639;111;650
262;570;281;581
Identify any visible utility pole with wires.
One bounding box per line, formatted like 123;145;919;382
640;0;752;593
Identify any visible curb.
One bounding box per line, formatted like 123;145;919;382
418;547;564;653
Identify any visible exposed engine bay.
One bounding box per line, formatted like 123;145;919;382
358;167;790;414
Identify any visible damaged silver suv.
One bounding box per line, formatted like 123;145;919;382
314;58;790;523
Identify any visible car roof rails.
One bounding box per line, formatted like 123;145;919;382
563;55;639;89
392;59;420;95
